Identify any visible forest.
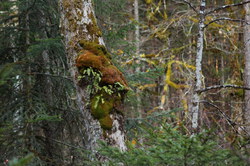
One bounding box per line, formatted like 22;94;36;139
1;0;250;165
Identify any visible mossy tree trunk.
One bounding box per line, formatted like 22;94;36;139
59;0;127;152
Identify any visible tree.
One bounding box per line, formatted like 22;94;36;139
244;0;250;142
59;0;128;152
191;0;206;130
0;0;80;165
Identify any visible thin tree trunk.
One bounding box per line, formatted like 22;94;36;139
134;0;140;56
244;0;250;138
191;0;206;129
134;0;142;119
59;0;127;152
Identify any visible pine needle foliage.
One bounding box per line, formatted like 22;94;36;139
0;0;79;165
98;123;247;166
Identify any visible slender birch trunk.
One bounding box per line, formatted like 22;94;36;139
191;0;206;129
244;0;250;137
134;0;142;119
59;0;127;152
134;0;140;56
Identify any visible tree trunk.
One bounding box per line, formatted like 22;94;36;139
134;0;142;119
244;0;250;139
191;0;206;130
59;0;127;153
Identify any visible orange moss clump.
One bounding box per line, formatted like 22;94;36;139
101;65;127;86
76;41;129;130
76;50;128;88
76;50;110;69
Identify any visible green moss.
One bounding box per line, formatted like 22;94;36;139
79;40;107;56
90;92;116;130
88;13;102;36
62;1;71;8
234;89;244;98
99;116;113;130
76;41;129;130
76;41;128;88
90;93;114;119
86;23;102;37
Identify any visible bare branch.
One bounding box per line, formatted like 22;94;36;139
196;84;250;93
182;0;198;13
204;17;244;28
206;0;250;16
200;100;236;127
200;100;250;137
171;0;198;14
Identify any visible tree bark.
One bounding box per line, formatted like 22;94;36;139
191;0;205;130
59;0;127;153
244;0;250;139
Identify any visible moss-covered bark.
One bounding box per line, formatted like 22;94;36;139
76;41;128;130
59;0;127;152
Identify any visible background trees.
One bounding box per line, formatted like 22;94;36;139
0;0;80;165
1;0;250;165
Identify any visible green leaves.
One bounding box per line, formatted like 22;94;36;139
79;67;126;96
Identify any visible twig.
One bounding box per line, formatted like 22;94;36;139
182;0;198;13
200;100;250;137
171;0;198;14
200;100;240;136
204;17;244;29
206;0;250;16
196;84;250;93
